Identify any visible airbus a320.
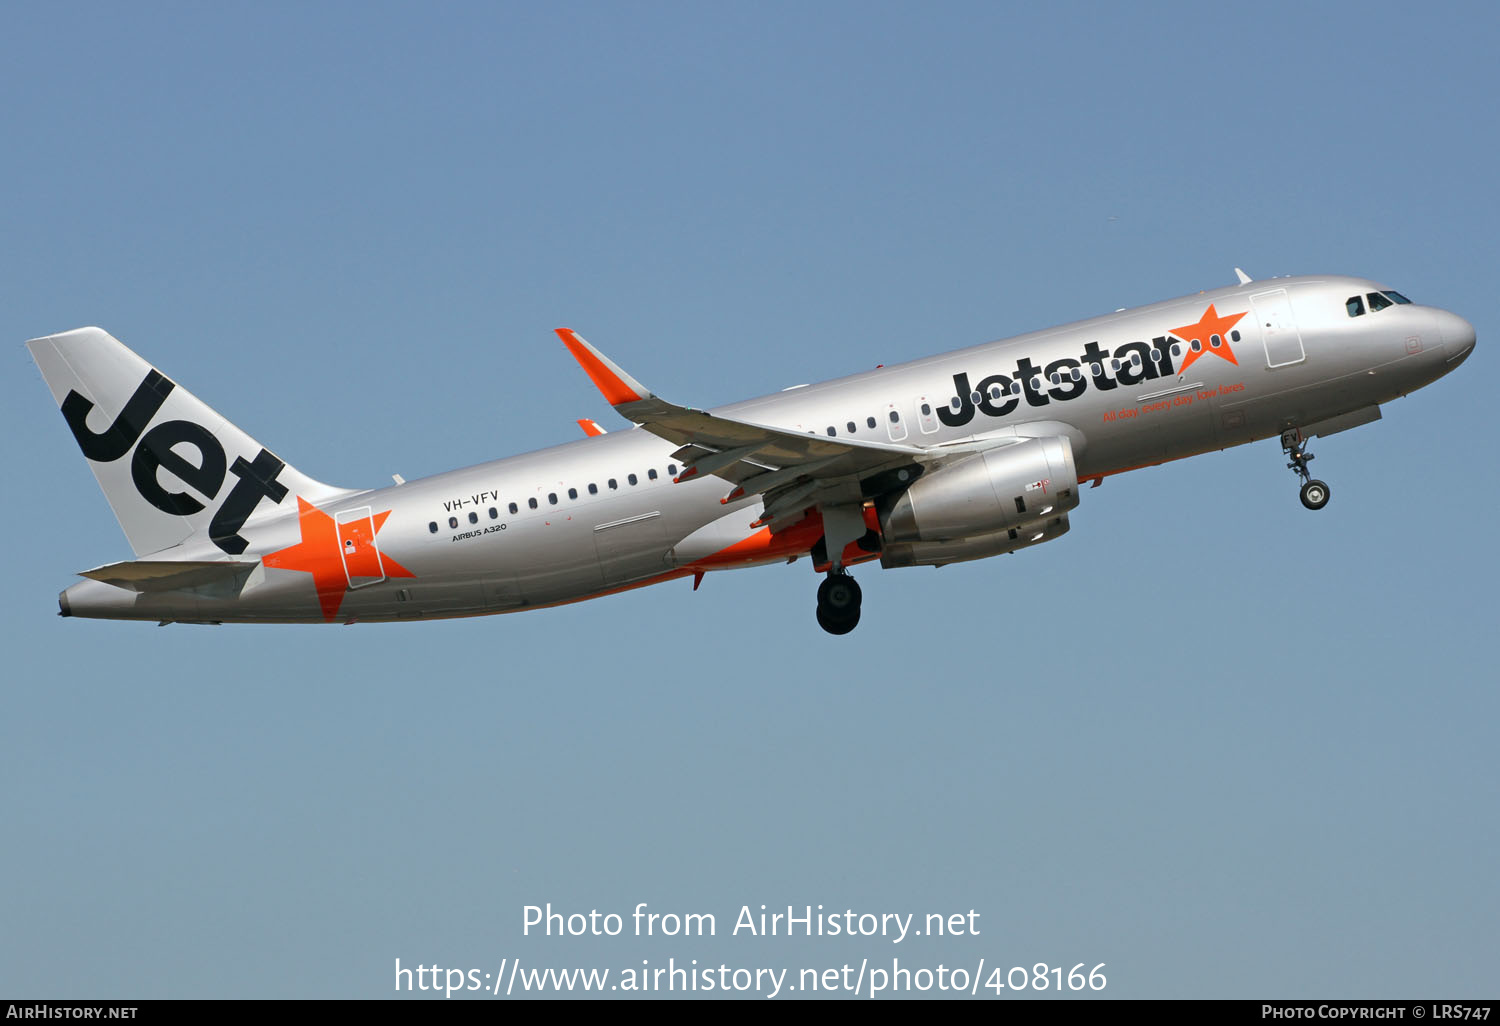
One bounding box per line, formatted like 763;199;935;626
27;270;1475;634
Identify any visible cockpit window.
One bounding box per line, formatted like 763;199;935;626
1384;291;1412;305
1346;296;1365;317
1367;292;1394;313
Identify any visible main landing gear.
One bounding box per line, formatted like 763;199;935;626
816;571;862;635
1281;429;1331;511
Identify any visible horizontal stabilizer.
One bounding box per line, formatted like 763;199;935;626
79;560;258;594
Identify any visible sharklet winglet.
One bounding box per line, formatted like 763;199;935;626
555;328;653;407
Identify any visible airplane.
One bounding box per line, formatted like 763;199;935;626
27;270;1476;634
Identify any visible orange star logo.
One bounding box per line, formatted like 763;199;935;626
1169;304;1246;375
263;497;414;621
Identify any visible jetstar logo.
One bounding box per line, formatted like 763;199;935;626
62;370;288;555
937;304;1247;427
263;498;414;621
1170;304;1245;374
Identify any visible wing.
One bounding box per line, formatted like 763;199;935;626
556;329;929;533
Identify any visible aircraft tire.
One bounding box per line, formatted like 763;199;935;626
817;574;862;615
817;605;860;635
1300;479;1331;511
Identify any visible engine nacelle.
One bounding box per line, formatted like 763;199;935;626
879;435;1080;545
880;511;1071;568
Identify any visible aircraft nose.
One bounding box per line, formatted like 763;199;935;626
1436;309;1476;364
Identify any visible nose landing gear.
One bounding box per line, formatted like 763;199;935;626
815;571;862;635
1282;429;1331;511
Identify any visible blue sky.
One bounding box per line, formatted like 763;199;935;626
2;0;1495;999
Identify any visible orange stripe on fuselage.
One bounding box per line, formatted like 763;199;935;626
521;513;825;612
688;506;882;574
688;511;826;569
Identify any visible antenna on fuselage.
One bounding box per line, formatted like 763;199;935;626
1234;267;1253;285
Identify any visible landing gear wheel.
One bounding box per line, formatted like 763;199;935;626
1282;430;1332;513
817;574;862;614
815;572;862;635
816;606;860;635
1299;479;1331;511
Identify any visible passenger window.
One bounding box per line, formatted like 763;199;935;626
588;483;598;495
548;493;558;505
826;426;836;436
608;478;618;490
509;502;518;514
568;487;578;500
489;507;498;519
846;421;856;433
866;416;877;429
668;463;678;476
920;403;932;415
889;410;900;423
449;516;458;529
1367;292;1393;312
428;521;438;534
528;498;538;509
628;473;638;486
469;512;478;524
1347;296;1365;317
647;468;658;480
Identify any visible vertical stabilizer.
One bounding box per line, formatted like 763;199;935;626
27;327;353;557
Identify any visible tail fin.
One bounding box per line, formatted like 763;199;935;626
27;327;353;557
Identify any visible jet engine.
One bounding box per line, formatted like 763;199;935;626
877;435;1079;567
